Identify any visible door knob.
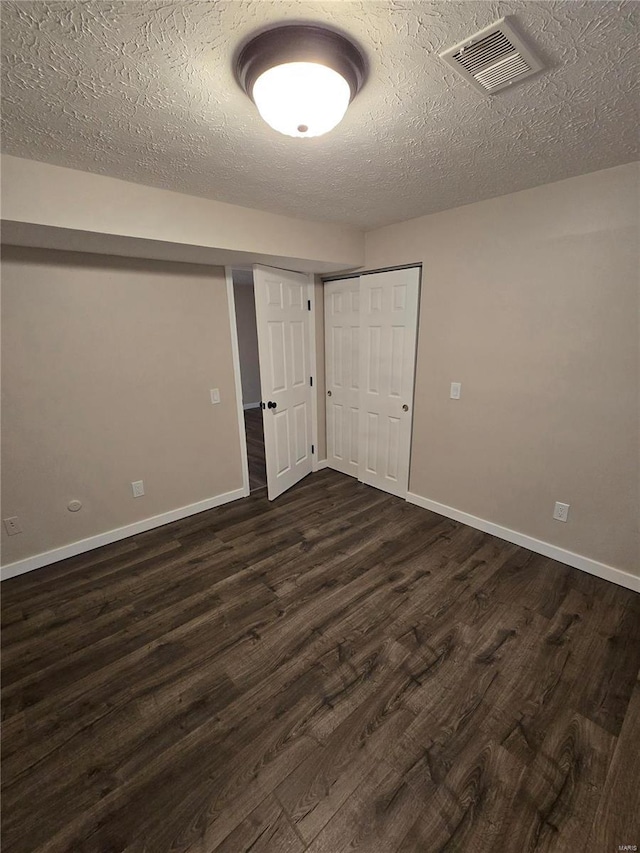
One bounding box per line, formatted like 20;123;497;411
267;401;277;409
402;404;409;412
327;390;332;396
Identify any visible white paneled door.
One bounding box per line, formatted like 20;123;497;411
359;268;420;498
253;265;313;500
324;278;360;478
325;267;420;499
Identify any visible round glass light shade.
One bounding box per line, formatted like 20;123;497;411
252;61;351;138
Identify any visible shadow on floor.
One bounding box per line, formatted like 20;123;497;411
244;407;266;492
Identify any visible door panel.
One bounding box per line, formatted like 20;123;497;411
358;267;420;498
325;277;360;478
254;266;313;500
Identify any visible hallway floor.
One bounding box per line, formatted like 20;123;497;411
244;407;266;492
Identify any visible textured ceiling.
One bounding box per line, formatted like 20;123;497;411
1;1;638;229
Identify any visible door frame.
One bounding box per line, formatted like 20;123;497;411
322;262;423;282
225;268;251;498
226;265;319;497
308;274;321;473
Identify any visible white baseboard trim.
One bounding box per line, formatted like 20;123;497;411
243;402;261;411
406;492;639;594
1;487;249;582
315;459;329;471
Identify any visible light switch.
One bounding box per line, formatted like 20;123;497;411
450;382;461;400
210;388;221;404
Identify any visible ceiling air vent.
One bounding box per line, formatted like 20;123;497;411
439;17;543;94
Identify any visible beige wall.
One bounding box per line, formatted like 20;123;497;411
364;163;639;575
232;280;261;406
1;247;243;565
1;155;364;273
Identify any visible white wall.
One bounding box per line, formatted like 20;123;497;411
364;163;639;577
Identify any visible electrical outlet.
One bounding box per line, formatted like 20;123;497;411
450;382;462;399
210;388;221;404
3;516;22;536
553;501;570;522
131;480;145;498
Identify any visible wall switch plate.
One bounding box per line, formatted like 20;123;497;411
210;388;221;404
3;516;22;536
450;382;462;399
553;501;570;522
131;480;145;498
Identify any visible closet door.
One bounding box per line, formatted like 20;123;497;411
324;278;360;478
359;267;420;499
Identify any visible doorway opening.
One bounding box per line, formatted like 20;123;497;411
229;264;318;501
232;269;267;492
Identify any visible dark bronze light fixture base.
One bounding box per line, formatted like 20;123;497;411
235;24;367;104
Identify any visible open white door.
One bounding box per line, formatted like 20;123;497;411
359;267;420;498
325;277;360;478
253;265;313;500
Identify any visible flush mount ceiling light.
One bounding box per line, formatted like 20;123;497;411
235;25;366;138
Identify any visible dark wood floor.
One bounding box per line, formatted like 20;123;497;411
2;469;639;853
244;407;266;492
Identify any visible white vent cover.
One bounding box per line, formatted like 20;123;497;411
440;17;544;94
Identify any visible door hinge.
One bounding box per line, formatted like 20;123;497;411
310;376;313;387
307;299;311;311
312;444;315;454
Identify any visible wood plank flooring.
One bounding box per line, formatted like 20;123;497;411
2;469;639;853
244;407;266;492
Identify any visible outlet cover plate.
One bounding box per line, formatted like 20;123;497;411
132;480;145;498
553;501;570;522
3;516;22;535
